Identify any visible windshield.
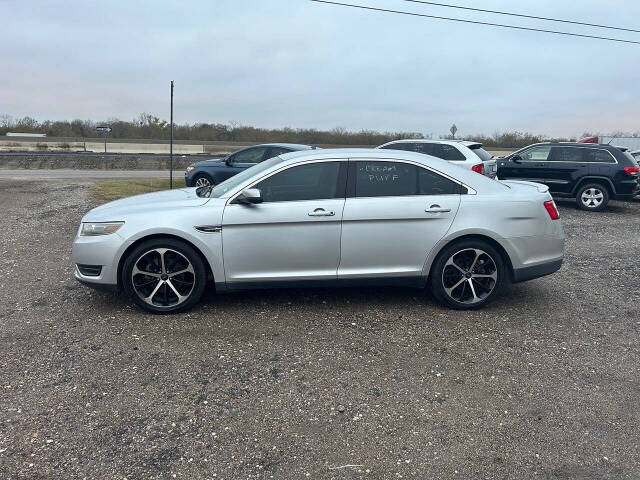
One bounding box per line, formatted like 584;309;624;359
197;156;284;198
469;145;494;162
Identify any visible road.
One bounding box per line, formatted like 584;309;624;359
0;169;181;179
1;179;639;479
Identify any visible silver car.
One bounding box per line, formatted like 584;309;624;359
73;149;564;313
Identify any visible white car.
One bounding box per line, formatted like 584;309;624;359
377;139;498;178
73;149;564;313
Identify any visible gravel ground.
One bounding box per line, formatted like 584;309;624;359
0;180;639;479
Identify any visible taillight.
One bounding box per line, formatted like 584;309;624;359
471;163;484;175
544;200;560;220
623;166;639;176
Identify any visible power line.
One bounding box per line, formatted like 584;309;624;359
310;0;640;45
400;0;640;34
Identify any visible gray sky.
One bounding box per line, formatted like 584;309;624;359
2;0;639;137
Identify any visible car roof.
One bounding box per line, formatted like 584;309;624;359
259;143;317;150
276;148;503;191
531;141;617;150
379;139;482;148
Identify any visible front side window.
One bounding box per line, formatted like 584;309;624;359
355;161;459;197
519;145;551;162
254;161;343;202
230;147;267;164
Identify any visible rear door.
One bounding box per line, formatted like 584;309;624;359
338;159;461;279
544;146;586;194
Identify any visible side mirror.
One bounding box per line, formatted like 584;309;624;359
225;157;233;166
235;188;263;205
511;155;522;164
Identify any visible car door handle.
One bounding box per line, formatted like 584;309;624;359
308;208;335;217
425;204;451;213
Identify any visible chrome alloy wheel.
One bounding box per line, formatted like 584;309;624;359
131;248;195;308
441;248;498;305
580;187;604;208
194;176;212;187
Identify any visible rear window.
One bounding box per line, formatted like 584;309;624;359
623;151;639;166
468;145;493;162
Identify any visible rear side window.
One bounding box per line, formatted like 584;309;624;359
584;149;616;164
267;147;292;158
354;161;460;197
381;142;432;155
255;162;343;202
549;147;583;162
430;144;466;161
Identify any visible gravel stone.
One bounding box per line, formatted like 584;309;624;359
0;179;639;478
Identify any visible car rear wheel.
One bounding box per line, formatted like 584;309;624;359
193;174;214;188
576;183;609;212
122;238;207;314
430;239;504;310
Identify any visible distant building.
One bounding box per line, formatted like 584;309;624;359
6;132;47;137
579;136;640;150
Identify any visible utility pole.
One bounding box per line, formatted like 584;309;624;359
170;80;174;189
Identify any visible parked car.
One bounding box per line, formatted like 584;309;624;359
377;139;498;178
497;142;639;211
184;143;318;187
73;149;564;313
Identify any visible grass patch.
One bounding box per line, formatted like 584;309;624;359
91;178;186;203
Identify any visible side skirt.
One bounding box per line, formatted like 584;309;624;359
216;276;427;293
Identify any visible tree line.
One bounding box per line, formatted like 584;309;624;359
1;113;637;148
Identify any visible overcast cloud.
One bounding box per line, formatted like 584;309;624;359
1;0;639;137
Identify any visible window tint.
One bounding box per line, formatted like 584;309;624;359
584;149;616;164
380;142;427;154
519;145;551;162
255;162;342;202
231;147;267;164
355;161;459;197
430;144;466;161
469;146;493;162
267;147;292;158
419;168;461;195
549;146;583;162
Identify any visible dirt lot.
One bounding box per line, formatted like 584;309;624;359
0;180;638;479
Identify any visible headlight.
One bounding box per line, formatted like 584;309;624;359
186;165;196;173
80;221;124;236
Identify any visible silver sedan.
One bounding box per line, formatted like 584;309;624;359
73;149;565;313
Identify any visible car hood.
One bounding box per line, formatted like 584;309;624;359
196;157;227;166
84;188;210;221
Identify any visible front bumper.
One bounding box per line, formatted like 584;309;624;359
72;231;125;288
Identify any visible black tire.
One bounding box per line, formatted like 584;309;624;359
121;238;207;314
575;183;609;212
192;173;214;188
430;239;505;310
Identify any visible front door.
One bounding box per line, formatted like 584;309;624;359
498;145;551;183
338;160;461;279
222;161;347;285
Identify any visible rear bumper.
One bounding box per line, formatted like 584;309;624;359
512;258;563;283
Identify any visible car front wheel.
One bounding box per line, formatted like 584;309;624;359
193;174;214;188
431;240;504;310
576;183;609;211
121;238;207;314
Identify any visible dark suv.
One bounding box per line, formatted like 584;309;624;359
497;143;639;211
